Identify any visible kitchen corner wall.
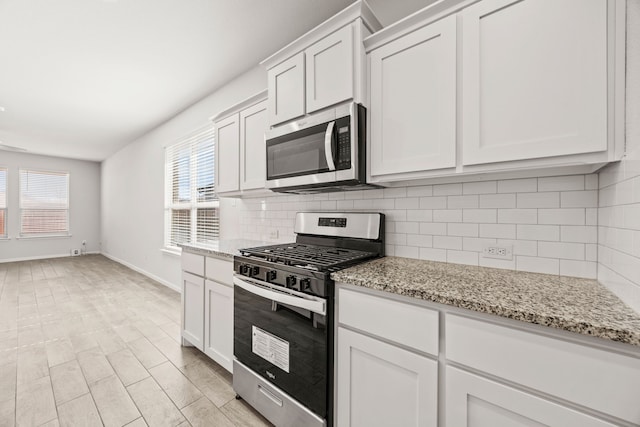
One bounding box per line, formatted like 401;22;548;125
596;0;640;313
233;174;599;279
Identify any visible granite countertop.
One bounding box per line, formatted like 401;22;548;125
331;256;640;347
179;239;270;259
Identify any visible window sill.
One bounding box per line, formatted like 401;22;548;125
0;237;10;241
16;234;72;240
161;248;182;257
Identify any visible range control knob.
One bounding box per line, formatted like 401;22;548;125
239;264;249;275
266;270;277;282
299;278;311;292
250;266;260;277
286;276;297;289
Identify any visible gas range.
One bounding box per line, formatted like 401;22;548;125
232;212;385;427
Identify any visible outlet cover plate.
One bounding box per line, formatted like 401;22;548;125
482;245;513;260
70;249;80;256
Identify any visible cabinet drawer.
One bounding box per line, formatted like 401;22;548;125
446;314;640;424
338;288;439;356
205;256;233;286
181;252;204;276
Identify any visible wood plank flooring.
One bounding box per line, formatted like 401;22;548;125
0;255;271;427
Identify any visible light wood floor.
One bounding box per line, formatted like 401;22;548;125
0;255;272;427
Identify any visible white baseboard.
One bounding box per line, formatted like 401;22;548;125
100;252;181;293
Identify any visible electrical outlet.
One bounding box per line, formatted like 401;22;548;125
269;230;279;240
70;249;80;256
482;245;513;260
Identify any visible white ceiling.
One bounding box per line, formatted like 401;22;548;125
0;0;434;162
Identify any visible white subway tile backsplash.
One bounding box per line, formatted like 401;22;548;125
383;187;406;198
447;250;479;266
516;256;559;275
237;173;600;279
479;224;516;239
433;183;462;196
447;223;479;237
433;236;463;250
420;223;448;236
433;209;462;223
560;190;598;208
419;196;447;209
407;209;433;222
538;175;584;192
396;222;419;234
419;247;447;262
538;209;585;225
463;209;497;223
560;260;597;279
395;197;419;209
406;185;433;197
448;195;479;209
479;193;517;208
498;178;537;193
497;209;537;224
560;226;598;244
463;181;497;195
407;234;433;248
517;192;560;208
538;242;585;260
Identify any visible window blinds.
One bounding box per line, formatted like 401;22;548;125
165;125;218;248
0;168;6;237
19;169;69;236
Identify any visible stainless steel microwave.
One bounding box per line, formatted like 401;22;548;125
265;102;375;194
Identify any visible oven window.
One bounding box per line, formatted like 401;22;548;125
267;123;330;180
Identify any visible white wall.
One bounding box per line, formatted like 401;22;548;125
100;67;265;291
0;151;100;262
597;0;640;312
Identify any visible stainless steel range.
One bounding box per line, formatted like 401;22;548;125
232;212;385;427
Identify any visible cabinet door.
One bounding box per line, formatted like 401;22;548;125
369;15;456;178
461;0;608;166
305;25;354;114
182;272;204;351
268;52;305;126
239;99;268;191
204;279;233;373
337;327;437;427
446;367;617;427
215;114;240;194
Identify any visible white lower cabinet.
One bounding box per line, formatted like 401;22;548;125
446;367;617;427
204;279;234;372
336;327;438;427
182;271;204;351
181;253;234;373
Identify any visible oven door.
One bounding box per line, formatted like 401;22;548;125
233;275;328;418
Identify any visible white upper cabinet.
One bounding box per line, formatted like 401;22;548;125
364;0;625;184
268;53;305;126
212;91;269;197
369;15;456;180
215;114;240;194
305;25;354;114
461;0;608;166
262;1;382;128
240;99;268;191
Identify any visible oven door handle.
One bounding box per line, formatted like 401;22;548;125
233;276;326;316
324;120;336;171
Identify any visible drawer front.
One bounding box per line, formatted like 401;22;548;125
338;287;439;356
181;252;204;276
205;256;233;285
446;314;640;424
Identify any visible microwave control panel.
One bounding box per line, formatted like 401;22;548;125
336;116;351;170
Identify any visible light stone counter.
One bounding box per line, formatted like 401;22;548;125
331;256;640;346
179;239;270;259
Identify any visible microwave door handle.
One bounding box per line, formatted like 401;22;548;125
324;121;336;171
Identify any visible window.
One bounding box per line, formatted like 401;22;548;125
19;169;70;236
0;168;6;238
165;125;218;249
